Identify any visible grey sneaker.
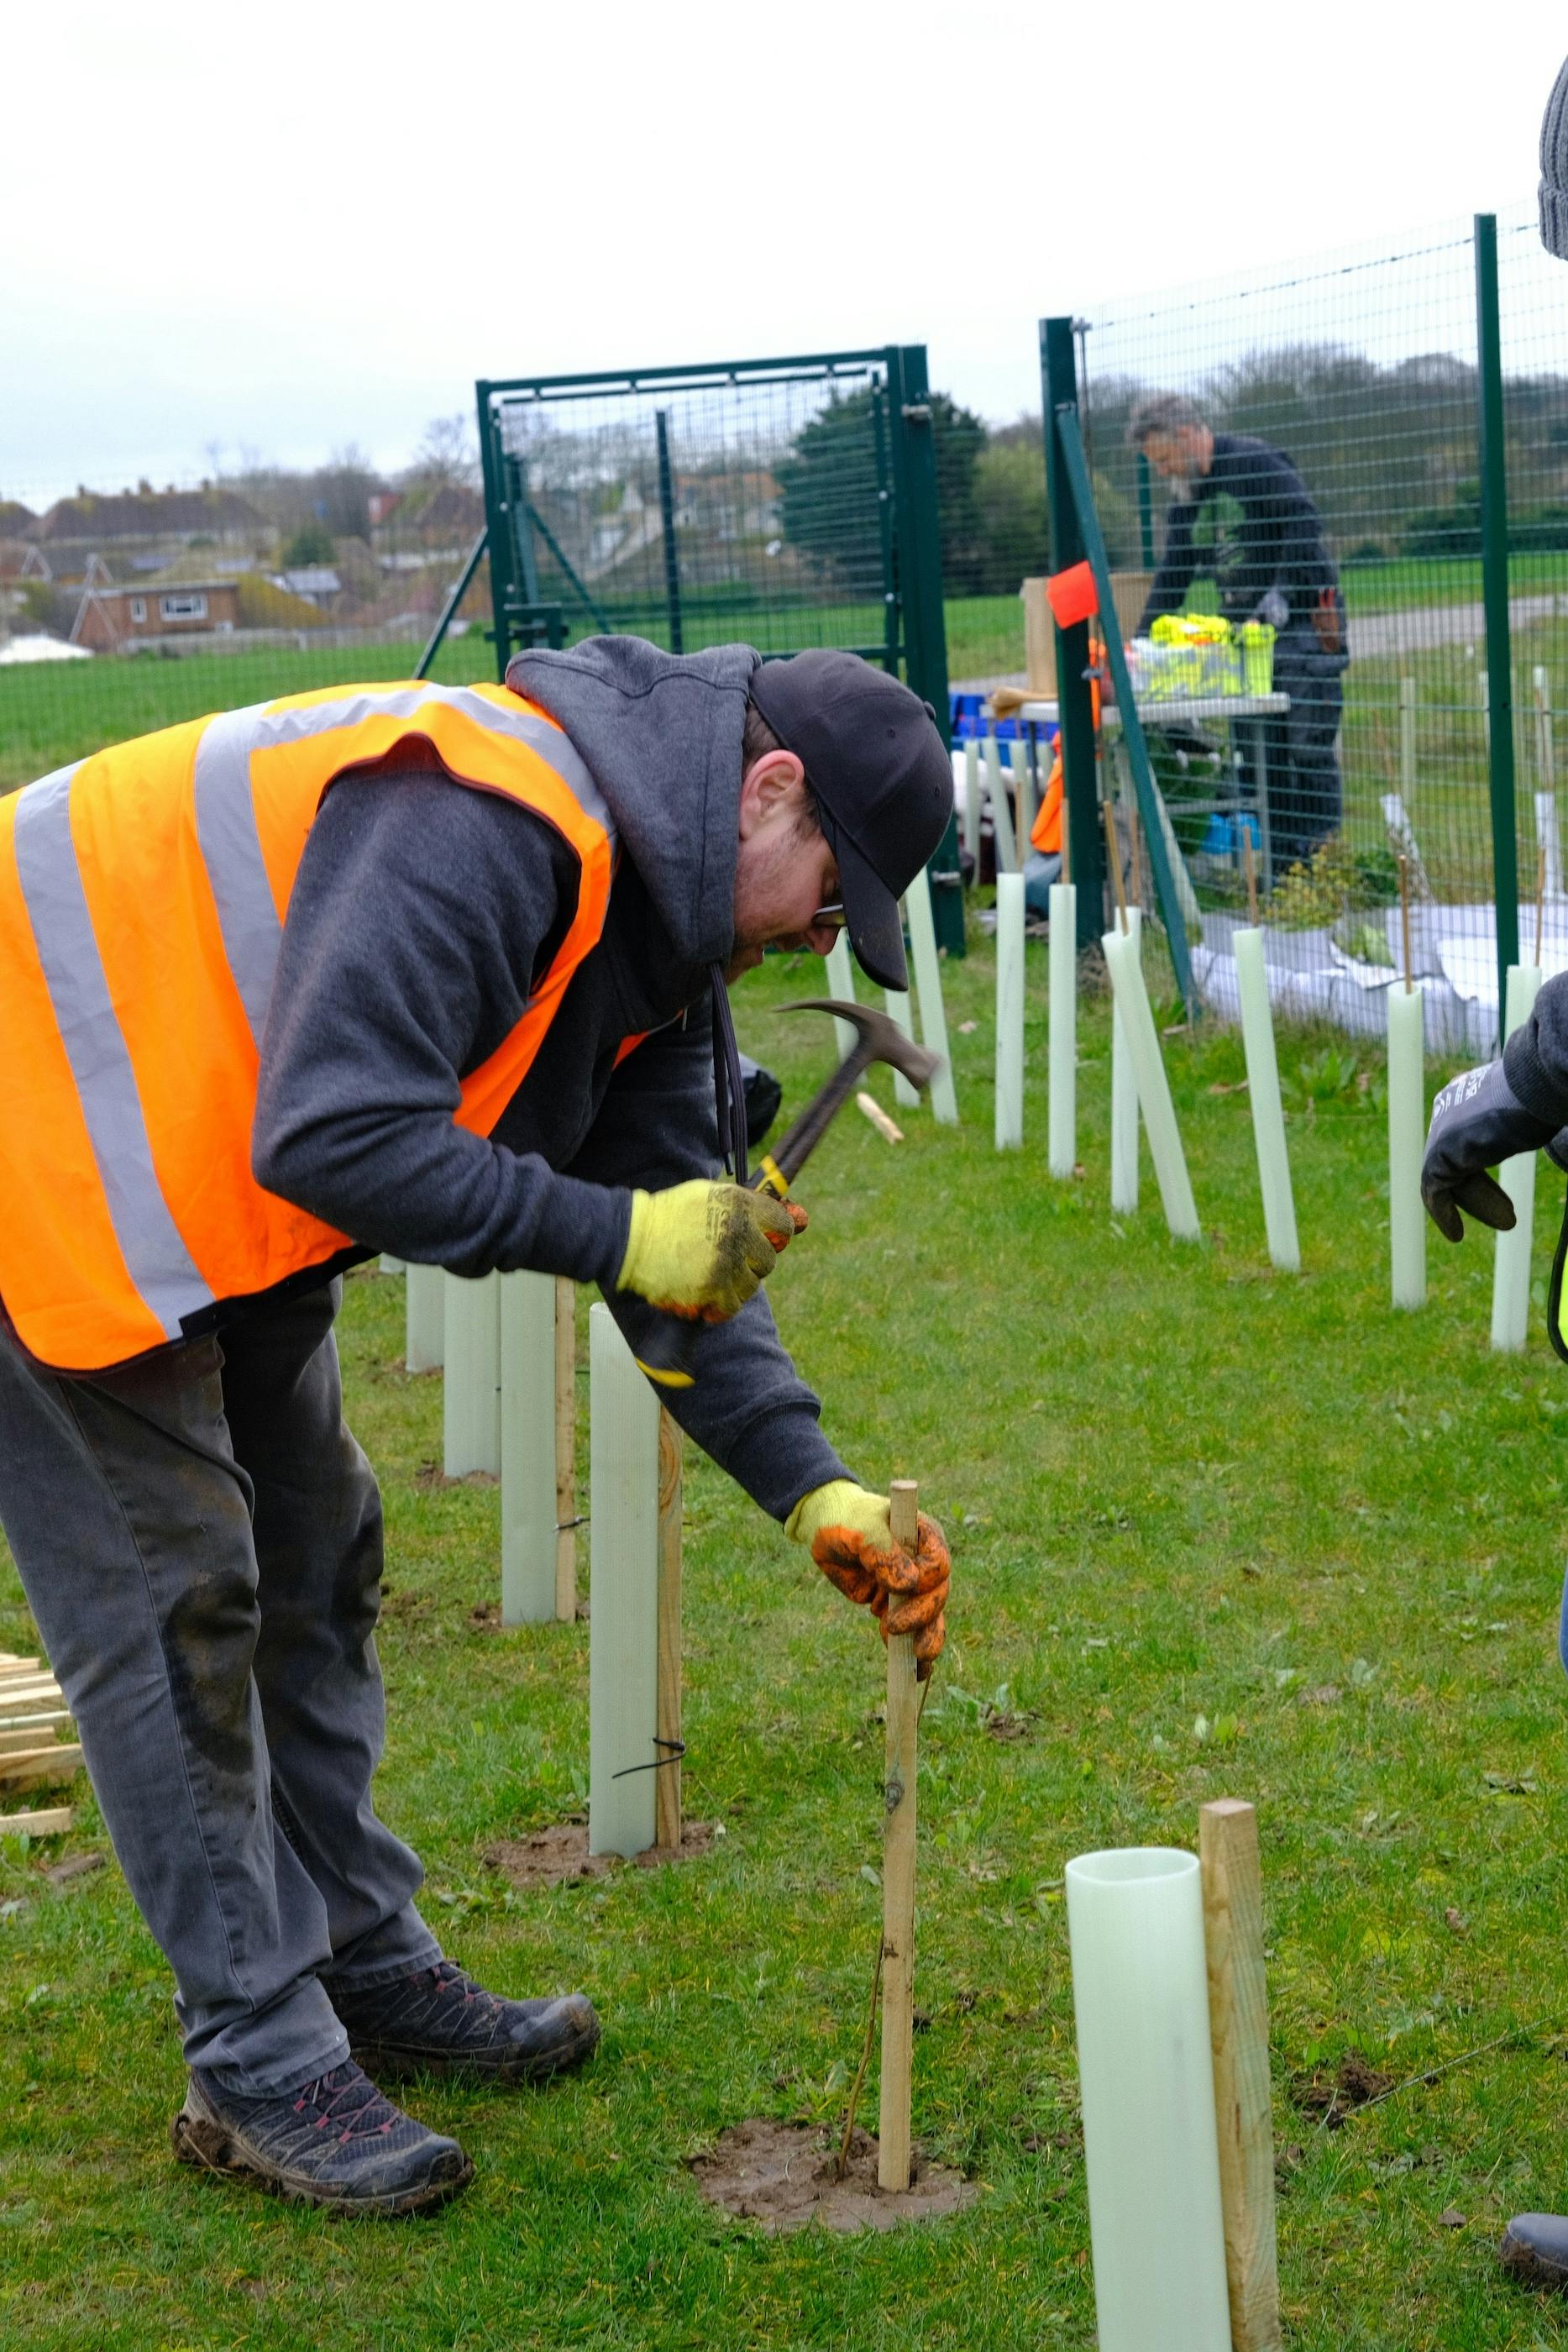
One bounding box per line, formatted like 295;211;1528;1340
328;1959;600;2085
171;2058;473;2215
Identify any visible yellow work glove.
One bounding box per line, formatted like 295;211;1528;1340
786;1479;951;1678
616;1179;802;1321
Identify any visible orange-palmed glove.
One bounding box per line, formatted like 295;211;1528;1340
785;1480;950;1679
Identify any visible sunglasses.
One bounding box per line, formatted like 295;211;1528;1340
811;901;847;931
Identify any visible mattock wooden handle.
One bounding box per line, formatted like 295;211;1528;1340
878;1478;920;2192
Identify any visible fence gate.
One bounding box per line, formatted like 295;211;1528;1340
473;347;963;953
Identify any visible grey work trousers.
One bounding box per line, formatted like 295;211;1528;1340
0;1280;438;2095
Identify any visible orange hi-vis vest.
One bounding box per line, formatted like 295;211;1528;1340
0;680;616;1373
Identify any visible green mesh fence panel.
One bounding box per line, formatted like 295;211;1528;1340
1070;202;1560;1047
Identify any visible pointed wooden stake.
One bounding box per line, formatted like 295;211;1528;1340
878;1479;920;2192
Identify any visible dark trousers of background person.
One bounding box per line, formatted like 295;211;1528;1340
0;1280;438;2097
1245;624;1349;873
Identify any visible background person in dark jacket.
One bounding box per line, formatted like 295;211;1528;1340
1130;393;1349;871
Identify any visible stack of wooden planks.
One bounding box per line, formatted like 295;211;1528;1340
0;1651;82;1837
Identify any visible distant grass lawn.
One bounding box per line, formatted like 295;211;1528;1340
6;554;1565;794
0;600;1030;792
6;937;1568;2348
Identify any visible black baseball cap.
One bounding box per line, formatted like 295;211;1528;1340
747;650;953;991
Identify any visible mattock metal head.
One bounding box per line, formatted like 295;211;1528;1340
783;998;941;1092
761;1000;945;1189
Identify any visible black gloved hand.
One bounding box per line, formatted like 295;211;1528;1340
1421;1059;1559;1242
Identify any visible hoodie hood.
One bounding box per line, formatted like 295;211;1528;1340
506;636;760;969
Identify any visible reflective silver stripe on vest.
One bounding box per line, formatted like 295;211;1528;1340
192;706;282;1052
192;685;617;1034
13;767;213;1341
251;683;617;849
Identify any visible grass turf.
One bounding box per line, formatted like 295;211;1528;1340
3;937;1568;2348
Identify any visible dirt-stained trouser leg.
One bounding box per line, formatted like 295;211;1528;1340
0;1280;433;2095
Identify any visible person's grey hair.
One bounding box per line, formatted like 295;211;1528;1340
1128;393;1208;448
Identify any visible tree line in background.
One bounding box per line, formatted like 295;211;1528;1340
1079;344;1568;572
773;339;1568;608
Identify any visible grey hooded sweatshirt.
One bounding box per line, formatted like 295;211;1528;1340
250;635;849;1521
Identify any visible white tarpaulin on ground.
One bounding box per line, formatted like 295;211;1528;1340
0;634;91;664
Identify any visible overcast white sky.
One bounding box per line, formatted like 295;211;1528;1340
6;1;1566;506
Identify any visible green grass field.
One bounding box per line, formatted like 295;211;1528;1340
6;937;1568;2347
0;599;1031;794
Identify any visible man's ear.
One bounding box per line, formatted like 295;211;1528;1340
737;748;806;837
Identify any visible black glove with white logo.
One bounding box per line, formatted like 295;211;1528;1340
1421;1059;1562;1242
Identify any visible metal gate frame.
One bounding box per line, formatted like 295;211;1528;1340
470;346;964;955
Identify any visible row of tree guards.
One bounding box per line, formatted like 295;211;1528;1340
380;1254;931;2193
983;801;1550;1347
384;1263;687;1855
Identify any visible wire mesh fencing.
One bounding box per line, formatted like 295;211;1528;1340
485;359;900;668
1072;200;1565;1050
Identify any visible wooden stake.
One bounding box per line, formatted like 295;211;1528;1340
1104;799;1129;933
554;1278;577;1621
0;1807;73;1838
1200;1798;1281;2352
655;1409;683;1853
856;1090;905;1144
1242;823;1259;928
878;1478;920;2193
1128;795;1145;911
0;1744;84;1792
1398;854;1413;995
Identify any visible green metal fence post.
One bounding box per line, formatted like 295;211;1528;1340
654;410;684;655
1475;212;1519;1037
1041;316;1103;952
475;381;515;676
890;344;964;958
1054;407;1198;1021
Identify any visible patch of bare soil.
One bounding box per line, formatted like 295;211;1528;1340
688;2119;978;2235
414;1461;498;1492
1293;2052;1394;2125
485;1819;715;1890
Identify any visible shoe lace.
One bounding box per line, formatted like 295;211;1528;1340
426;1960;501;2019
292;2061;398;2143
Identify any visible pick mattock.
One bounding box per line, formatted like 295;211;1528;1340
878;1478;921;2192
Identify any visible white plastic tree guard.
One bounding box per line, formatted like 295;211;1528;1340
405;1263;444;1373
1492;963;1544;1352
1110;906;1141;1215
1012;737;1037;842
1066;1847;1232;2352
994;871;1025;1150
984;732;1018;874
443;1271;501;1478
882;985;920;1110
1047;882;1077;1179
500;1270;558;1625
1387;983;1426;1311
1102;925;1200;1242
1233;929;1299;1273
587;1305;661;1860
824;933;859;1063
904;872;959;1125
